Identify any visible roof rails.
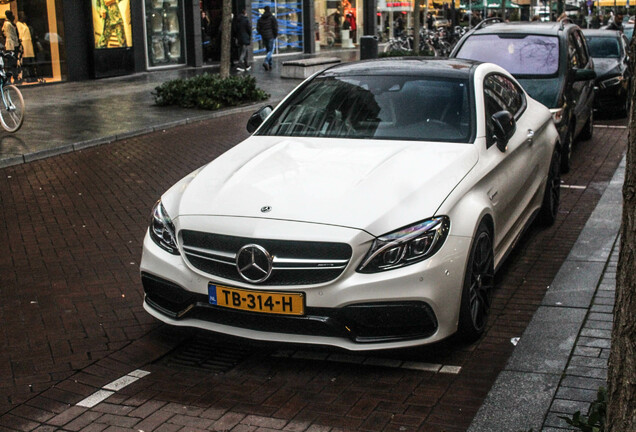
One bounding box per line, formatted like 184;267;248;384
472;17;504;31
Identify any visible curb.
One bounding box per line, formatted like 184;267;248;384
0;99;281;169
467;156;625;431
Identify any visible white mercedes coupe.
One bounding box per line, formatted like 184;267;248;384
140;58;561;350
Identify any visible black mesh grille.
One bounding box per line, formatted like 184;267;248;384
181;230;352;286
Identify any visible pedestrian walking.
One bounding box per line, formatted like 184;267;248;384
257;5;277;71
607;13;624;32
233;7;252;71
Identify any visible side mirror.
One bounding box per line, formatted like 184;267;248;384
572;68;597;82
246;105;273;133
491;110;516;152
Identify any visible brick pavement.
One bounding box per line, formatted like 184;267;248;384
0;114;627;431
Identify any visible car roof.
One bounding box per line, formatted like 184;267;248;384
581;29;623;37
469;20;578;36
320;58;480;79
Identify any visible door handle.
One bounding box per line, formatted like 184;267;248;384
527;129;535;144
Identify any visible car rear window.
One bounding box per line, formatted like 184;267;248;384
257;75;473;143
585;36;621;58
456;34;559;76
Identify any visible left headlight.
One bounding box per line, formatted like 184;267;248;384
149;201;179;255
357;217;450;273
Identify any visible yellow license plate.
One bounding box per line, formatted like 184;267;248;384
208;284;305;315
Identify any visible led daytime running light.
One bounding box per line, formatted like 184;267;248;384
358;217;450;273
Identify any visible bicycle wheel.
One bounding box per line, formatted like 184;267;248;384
0;84;25;133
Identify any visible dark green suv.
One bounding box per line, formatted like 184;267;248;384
451;20;596;172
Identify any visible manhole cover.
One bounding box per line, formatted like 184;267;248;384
159;333;257;373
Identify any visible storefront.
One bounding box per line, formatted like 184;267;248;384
0;0;67;83
1;0;362;84
315;0;364;49
143;0;187;68
252;0;304;56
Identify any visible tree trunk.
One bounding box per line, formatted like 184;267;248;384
606;36;636;432
219;0;232;79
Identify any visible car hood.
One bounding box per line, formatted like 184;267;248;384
516;77;562;108
167;137;479;236
592;57;623;79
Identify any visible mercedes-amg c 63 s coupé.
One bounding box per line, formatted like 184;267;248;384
140;58;561;350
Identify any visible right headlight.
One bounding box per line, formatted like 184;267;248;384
599;75;624;89
357;217;450;273
149;201;179;255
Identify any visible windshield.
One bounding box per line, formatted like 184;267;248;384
258;75;473;142
456;34;560;76
585;36;621;58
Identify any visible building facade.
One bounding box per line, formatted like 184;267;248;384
1;0;373;83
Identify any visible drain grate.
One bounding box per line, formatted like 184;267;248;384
159;333;257;373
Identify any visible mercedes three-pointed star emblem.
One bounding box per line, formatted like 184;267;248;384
236;244;273;283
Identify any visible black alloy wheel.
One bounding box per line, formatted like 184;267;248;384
458;223;494;343
560;127;574;173
537;149;561;226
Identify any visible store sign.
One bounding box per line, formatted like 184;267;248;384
377;0;414;11
92;0;133;49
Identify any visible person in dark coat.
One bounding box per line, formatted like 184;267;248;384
233;8;252;70
257;5;277;71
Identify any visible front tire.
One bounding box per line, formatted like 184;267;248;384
537;149;561;226
457;222;494;343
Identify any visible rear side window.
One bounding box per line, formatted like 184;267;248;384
456;34;559;76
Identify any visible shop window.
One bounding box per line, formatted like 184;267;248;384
144;0;186;68
3;0;67;83
252;1;303;56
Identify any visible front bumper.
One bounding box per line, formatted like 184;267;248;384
140;218;471;351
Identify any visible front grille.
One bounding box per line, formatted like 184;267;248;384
180;230;352;286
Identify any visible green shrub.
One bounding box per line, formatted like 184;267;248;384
559;387;607;432
153;73;269;110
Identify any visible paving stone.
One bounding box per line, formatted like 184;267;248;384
549;399;591;415
555;386;599;403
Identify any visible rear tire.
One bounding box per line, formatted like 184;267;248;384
537;149;561;226
579;110;593;141
457;222;494;343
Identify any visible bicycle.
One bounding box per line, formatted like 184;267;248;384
0;51;25;132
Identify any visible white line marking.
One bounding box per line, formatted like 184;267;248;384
128;369;151;378
103;375;140;391
594;124;627;129
75;369;150;407
273;351;461;374
76;390;115;408
402;362;442;373
439;365;462;374
561;185;587;190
